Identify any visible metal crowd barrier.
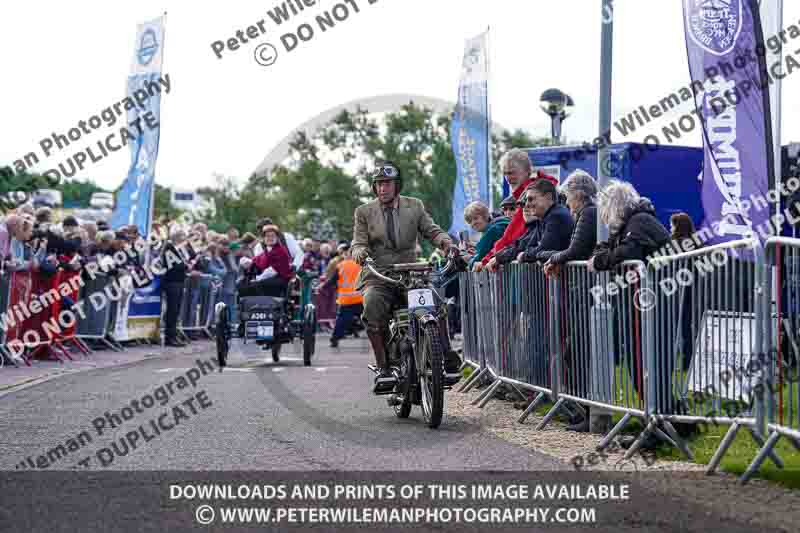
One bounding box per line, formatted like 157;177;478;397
178;275;220;339
639;239;773;466
76;273;121;352
0;270;11;367
543;260;652;447
463;264;560;415
738;237;800;482
456;238;800;480
456;272;482;381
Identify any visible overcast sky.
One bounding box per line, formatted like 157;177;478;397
2;0;798;191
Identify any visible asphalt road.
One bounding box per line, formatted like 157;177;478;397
0;336;790;533
0;335;564;471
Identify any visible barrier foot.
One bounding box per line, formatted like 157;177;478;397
102;338;123;352
739;431;781;484
457;368;479;392
460;367;487;393
508;383;527;403
518;392;546;424
458;368;480;393
52;341;74;361
470;378;496;405
30;344;62;363
536;397;566;431
660;421;694;461
597;413;632;452
624;419;656;460
747;427;784;469
475;380;502;408
706;422;740;475
75;338;93;356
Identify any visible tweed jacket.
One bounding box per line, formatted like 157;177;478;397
352;195;450;288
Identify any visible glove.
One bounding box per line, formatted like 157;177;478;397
351;248;369;265
255;266;277;281
444;244;461;259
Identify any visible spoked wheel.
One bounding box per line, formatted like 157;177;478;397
215;304;229;368
419;322;445;428
394;343;413;419
271;342;281;363
303;304;316;366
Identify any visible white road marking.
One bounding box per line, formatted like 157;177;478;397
272;368;284;373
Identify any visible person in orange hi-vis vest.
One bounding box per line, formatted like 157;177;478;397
322;242;364;348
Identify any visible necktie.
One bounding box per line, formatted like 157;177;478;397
385;207;397;249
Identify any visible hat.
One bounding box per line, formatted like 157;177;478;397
97;220;110;231
114;231;130;241
262;224;280;235
62;216;79;228
500;196;516;209
534;170;559;186
337;240;350;249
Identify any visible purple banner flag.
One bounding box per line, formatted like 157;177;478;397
682;0;775;246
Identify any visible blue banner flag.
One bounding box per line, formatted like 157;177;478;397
682;0;775;246
450;31;491;236
111;16;166;237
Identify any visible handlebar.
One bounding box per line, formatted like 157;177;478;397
364;255;457;286
364;258;405;285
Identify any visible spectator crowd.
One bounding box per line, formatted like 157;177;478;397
459;148;700;447
0;207;362;357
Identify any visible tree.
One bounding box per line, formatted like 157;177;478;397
0;166;53;214
175;102;542;242
60;179;108;207
153;183;182;221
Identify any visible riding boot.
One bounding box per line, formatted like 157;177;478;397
368;329;394;393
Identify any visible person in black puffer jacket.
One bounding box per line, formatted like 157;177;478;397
590;180;674;449
590;183;670;272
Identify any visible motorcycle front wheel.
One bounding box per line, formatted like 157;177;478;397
419;322;445;428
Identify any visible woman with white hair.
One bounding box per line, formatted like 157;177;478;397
589;179;670;272
589;180;671;448
543;170;599;277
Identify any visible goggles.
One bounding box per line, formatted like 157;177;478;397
372;164;400;179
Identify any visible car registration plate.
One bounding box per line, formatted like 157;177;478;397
257;324;273;339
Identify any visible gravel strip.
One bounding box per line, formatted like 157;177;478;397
446;383;800;532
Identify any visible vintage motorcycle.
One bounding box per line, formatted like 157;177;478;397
363;254;464;429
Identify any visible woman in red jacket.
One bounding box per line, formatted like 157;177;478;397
240;224;293;298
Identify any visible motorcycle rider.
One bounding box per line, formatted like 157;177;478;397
351;161;462;393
